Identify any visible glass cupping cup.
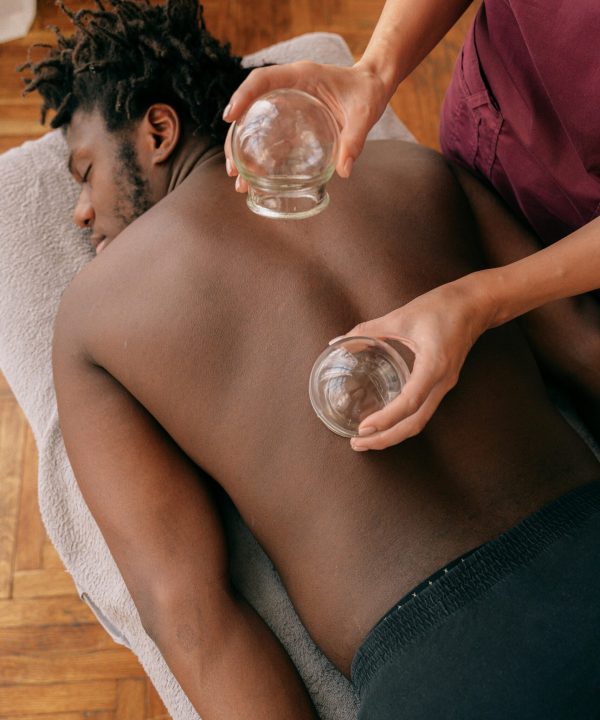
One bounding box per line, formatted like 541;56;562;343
231;89;340;219
309;337;411;438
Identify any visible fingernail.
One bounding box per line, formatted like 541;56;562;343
351;440;369;452
343;158;353;177
328;335;346;346
358;426;376;437
223;103;233;120
226;158;233;176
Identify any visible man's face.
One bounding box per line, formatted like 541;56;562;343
66;108;154;254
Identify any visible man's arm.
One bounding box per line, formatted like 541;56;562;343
52;279;317;720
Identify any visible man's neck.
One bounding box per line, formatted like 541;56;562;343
167;134;223;193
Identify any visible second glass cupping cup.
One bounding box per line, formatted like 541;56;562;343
309;337;411;438
231;89;340;219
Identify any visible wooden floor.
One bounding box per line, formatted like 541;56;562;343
0;1;478;717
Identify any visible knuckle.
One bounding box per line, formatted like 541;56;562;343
370;426;400;450
246;67;268;89
248;66;264;79
435;361;451;381
405;419;426;439
414;419;426;434
403;395;421;415
445;368;460;388
370;437;389;450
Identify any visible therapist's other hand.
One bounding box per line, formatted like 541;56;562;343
222;60;390;190
342;277;494;451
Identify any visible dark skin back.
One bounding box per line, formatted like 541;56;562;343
54;138;599;683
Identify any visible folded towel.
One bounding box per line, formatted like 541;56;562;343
0;33;413;720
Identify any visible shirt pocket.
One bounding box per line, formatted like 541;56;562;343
441;38;504;182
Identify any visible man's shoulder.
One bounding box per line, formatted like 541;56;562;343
355;140;449;182
158;153;246;236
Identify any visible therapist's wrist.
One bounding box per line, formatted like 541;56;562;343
354;52;402;102
454;269;508;334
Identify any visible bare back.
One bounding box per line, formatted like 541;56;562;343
60;140;599;672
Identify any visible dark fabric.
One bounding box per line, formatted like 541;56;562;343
440;0;600;245
352;481;600;719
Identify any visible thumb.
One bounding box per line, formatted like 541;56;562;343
336;123;370;178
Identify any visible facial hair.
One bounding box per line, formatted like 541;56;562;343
113;138;154;230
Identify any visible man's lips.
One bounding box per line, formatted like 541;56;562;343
91;235;108;254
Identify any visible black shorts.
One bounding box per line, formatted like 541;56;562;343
352;481;600;719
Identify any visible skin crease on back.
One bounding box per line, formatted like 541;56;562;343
57;121;599;676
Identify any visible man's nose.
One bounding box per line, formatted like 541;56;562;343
73;189;95;229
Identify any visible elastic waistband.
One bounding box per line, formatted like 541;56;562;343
351;480;600;694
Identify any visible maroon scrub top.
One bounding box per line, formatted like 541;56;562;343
440;0;600;244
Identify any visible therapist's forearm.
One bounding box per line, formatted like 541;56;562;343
356;0;474;95
475;216;600;328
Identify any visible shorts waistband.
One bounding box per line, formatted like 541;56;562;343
351;480;600;694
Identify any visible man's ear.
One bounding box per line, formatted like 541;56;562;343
140;104;181;164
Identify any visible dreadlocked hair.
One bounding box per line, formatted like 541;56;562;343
18;0;252;143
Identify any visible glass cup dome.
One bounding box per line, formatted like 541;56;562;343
231;89;340;219
309;336;412;438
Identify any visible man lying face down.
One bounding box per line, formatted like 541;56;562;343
22;1;600;718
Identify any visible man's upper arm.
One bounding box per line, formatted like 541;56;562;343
51;274;228;605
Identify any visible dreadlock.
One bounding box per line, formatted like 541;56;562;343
18;0;251;143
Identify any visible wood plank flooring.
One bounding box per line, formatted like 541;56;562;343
0;1;478;717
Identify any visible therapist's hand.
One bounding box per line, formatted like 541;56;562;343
342;276;495;451
223;60;391;191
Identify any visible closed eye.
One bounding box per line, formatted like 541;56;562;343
82;165;92;183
